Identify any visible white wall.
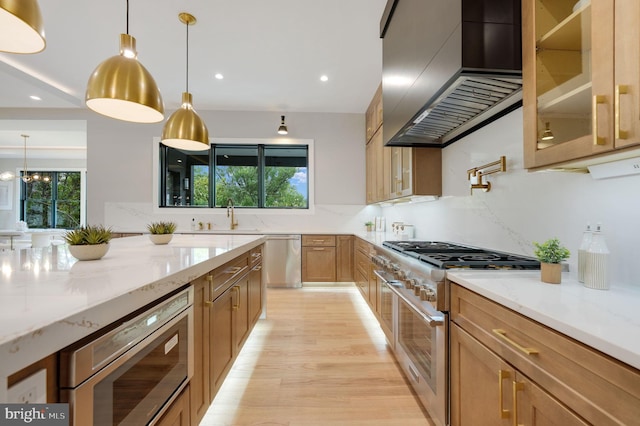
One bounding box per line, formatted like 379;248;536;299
381;108;640;286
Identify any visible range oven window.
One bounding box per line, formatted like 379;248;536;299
398;298;437;392
380;282;393;332
93;315;188;425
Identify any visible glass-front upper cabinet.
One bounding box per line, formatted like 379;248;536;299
524;0;640;169
523;0;622;169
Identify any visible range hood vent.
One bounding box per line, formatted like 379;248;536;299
381;0;522;147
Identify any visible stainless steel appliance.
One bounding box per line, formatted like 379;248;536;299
264;234;302;288
60;286;194;426
373;241;539;426
380;0;523;147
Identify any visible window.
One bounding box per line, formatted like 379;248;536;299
159;143;309;209
20;171;83;229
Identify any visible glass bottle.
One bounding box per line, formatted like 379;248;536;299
584;224;610;290
577;223;592;283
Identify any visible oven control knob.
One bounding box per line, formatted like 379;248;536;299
390;263;400;272
421;288;437;302
404;278;416;289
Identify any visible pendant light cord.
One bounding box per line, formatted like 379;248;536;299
22;135;28;179
126;0;129;34
185;19;189;93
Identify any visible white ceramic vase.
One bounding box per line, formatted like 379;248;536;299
149;234;173;245
68;243;110;261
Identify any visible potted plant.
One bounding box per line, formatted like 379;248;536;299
64;225;113;261
533;237;570;284
147;221;177;245
365;221;374;232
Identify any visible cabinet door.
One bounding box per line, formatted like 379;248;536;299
302;246;336;281
450;323;512;426
614;0;640;149
391;147;412;198
156;385;190;426
234;278;250;352
523;0;615;169
190;274;211;425
248;263;263;324
514;373;589;426
336;235;354;282
210;287;234;395
366;139;377;204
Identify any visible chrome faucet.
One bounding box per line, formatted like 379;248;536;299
227;198;238;230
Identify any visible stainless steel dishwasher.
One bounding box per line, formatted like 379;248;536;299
264;235;302;288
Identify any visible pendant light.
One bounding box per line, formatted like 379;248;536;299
18;134;49;183
0;0;46;54
85;0;164;123
277;115;288;135
541;122;554;141
161;13;209;151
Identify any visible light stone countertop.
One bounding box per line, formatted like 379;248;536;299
0;233;265;391
446;270;640;371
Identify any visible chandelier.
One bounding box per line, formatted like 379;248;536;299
0;134;50;183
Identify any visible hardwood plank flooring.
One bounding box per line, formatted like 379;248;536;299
200;285;434;425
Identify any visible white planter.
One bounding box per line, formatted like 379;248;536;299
149;234;173;245
68;243;110;261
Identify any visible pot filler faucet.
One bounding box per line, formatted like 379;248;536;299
227;198;238;230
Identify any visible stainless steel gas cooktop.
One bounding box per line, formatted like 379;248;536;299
382;241;540;270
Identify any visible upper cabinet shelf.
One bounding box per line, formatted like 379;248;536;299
537;3;591;51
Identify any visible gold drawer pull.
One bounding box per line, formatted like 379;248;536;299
498;370;511;419
312;247;325;251
512;381;524;426
492;329;539;355
226;266;243;274
615;84;629;140
592;95;606;145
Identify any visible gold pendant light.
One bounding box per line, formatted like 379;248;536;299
85;0;164;123
277;115;288;135
0;0;46;54
161;12;209;151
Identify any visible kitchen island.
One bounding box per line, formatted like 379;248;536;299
0;233;265;401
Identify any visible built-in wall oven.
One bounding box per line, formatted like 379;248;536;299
60;286;194;426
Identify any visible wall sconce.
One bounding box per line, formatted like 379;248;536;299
467;156;506;194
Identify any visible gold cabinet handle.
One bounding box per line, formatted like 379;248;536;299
512;381;525;426
499;370;511;419
312;247;325;251
615;85;629;140
232;285;240;310
492;329;539;355
592;95;606;145
204;300;213;307
206;274;213;283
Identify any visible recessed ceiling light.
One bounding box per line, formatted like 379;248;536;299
30;95;41;101
320;75;329;82
214;73;224;80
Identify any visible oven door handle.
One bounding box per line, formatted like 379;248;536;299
375;270;444;327
374;270;403;288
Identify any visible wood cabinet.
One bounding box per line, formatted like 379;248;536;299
157;385;190;426
450;282;640;425
365;82;441;204
192;245;263;425
389;146;442;199
8;353;58;403
523;0;640;170
354;237;376;311
302;235;336;281
336;235;354;282
302;235;353;282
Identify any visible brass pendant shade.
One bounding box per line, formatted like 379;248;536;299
161;12;209;151
86;33;164;123
277;115;288;135
0;0;46;53
162;92;210;151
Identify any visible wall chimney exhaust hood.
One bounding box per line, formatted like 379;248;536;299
381;0;523;147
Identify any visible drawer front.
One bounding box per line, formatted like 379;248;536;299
211;253;249;300
302;235;336;247
355;248;370;278
355;237;372;255
450;283;640;426
249;244;263;266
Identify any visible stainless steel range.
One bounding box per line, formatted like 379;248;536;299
373;241;539;426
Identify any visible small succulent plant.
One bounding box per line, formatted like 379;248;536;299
147;221;177;235
64;225;112;245
533;238;570;264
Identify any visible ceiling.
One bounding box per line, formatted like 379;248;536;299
0;0;387;158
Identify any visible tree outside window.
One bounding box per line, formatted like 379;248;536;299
21;171;82;229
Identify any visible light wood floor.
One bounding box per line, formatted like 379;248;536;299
200;284;434;426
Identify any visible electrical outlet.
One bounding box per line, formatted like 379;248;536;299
7;369;46;404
